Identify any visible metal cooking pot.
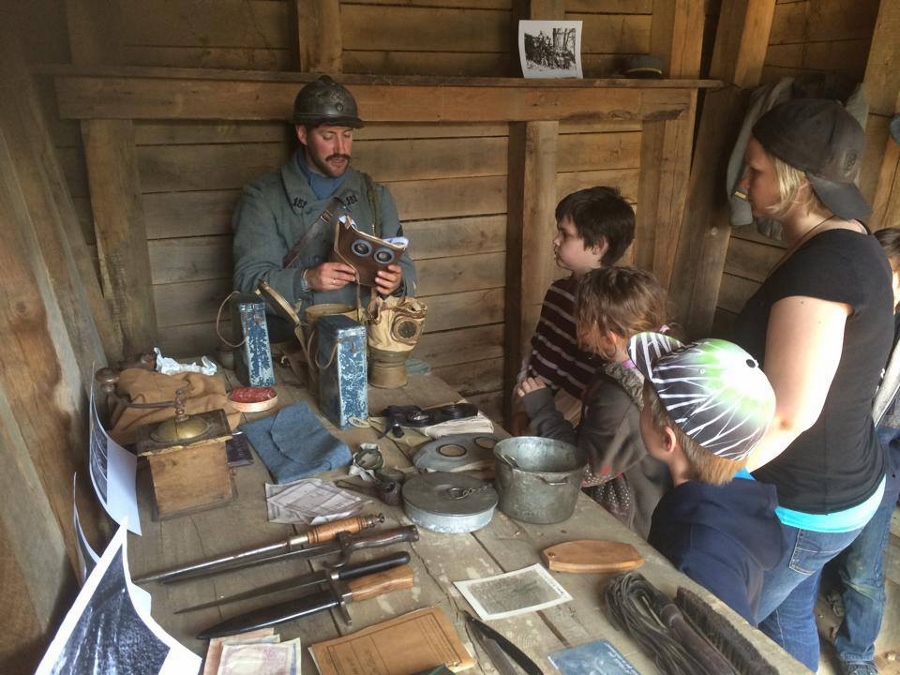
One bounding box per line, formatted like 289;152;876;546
493;436;587;524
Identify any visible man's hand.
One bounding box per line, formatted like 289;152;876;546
374;264;403;296
306;261;357;291
514;377;547;400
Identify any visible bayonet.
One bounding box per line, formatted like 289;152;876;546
197;564;415;639
133;514;384;584
174;551;410;614
138;524;419;584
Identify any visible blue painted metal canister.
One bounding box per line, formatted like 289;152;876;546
316;314;368;429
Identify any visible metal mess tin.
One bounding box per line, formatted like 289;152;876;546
402;471;498;533
493;436;587;524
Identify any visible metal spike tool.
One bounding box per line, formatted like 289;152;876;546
133;514;386;584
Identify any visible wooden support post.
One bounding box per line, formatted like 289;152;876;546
0;26;118;376
651;0;705;79
0;78;89;675
297;0;343;73
635;96;697;289
635;0;703;288
862;0;900;229
81;119;157;356
0;10;113;672
65;0;121;65
668;0;776;338
504;121;558;424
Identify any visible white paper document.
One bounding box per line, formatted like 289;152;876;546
35;523;201;675
89;387;142;535
266;477;367;525
454;563;572;621
73;474;100;584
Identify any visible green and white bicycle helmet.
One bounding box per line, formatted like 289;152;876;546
627;332;776;461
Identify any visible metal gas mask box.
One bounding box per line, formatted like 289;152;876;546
317;314;367;429
230;294;276;387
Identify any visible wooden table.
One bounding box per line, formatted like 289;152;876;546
128;365;807;674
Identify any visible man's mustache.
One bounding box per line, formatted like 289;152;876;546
326;154;350;162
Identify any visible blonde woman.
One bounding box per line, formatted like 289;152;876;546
732;99;893;673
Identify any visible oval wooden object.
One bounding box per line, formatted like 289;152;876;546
541;540;644;574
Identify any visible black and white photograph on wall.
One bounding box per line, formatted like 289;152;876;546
518;20;583;79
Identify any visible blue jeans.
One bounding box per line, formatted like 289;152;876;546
832;426;900;666
756;525;863;671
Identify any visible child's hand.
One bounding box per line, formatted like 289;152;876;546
514;377;547;399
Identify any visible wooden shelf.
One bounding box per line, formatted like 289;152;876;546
42;65;722;123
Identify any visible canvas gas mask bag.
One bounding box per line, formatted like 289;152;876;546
366;295;427;388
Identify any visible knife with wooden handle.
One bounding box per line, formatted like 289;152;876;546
134;514;384;583
175;551;411;614
197;565;415;639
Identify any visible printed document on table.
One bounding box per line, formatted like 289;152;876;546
454;563;572;620
266;477;367;525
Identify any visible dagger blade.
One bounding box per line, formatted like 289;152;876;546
133;513;383;584
197;564;415;639
143;524;418;584
174;551;411;614
465;611;544;675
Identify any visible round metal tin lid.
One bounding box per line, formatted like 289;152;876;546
402;472;498;517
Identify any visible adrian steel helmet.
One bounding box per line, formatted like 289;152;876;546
292;75;364;128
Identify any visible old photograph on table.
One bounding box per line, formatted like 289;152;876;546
454;563;572;620
518;20;583;79
35;524;201;675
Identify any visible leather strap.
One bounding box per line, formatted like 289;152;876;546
282;197;341;270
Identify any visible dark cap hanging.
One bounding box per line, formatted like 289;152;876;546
752;98;870;221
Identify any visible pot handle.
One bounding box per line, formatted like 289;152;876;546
496;453;519;469
538;474;571;486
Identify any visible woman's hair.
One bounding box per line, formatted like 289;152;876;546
575;267;668;358
766;151;830;220
643;383;746;485
875;227;900;261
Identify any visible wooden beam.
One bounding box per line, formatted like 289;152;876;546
297;0;342;73
651;0;704;79
862;0;900;117
505;121;559;424
862;0;900;229
0;98;87;675
634;93;697;289
65;0;120;65
668;0;776;338
0;26;119;376
50;68;716;123
81;119;157;356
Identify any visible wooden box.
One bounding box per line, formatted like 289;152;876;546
135;409;235;520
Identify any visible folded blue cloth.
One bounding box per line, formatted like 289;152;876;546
239;401;351;483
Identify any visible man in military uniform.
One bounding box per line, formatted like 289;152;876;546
232;76;417;335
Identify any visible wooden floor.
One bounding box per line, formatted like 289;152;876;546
816;508;900;674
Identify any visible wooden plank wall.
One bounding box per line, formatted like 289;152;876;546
710;0;882;338
47;0;664;422
105;0;658;78
128;117;642;422
762;0;880;83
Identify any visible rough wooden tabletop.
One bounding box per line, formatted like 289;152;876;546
128;366;810;674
